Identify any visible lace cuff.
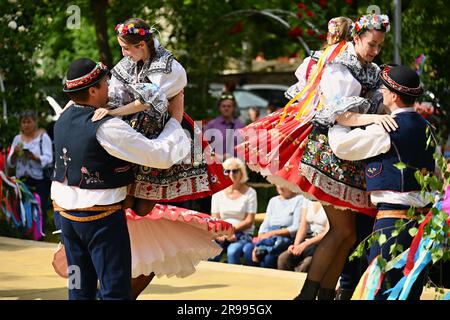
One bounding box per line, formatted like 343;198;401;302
125;83;168;117
108;76;134;109
285;83;300;100
313;96;371;127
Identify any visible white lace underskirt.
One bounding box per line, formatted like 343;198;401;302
127;218;222;279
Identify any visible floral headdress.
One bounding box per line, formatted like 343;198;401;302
115;23;152;36
351;14;390;37
328;18;354;39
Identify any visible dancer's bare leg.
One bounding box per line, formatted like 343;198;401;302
131;273;155;300
307;206;355;282
133;198;156;216
123;195;135;209
296;206;355;300
319;218;356;289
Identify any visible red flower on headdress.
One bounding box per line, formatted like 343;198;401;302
139;28;145;35
122;26;128;33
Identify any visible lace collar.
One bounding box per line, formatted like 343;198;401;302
329;42;381;91
111;38;175;84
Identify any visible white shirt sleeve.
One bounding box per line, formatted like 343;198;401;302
321;63;362;103
328;124;392;161
211;192;220;215
246;188;257;214
96;117;190;169
159;60;187;99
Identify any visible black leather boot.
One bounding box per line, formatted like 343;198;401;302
317;287;336;300
335;287;354;300
293;279;320;300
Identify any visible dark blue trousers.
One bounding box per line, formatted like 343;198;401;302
340;214;375;290
60;209;132;300
368;218;428;300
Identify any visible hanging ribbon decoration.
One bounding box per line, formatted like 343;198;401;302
353;200;450;300
277;41;348;126
0;170;44;240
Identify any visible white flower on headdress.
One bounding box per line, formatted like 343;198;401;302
8;21;17;30
353;14;390;36
328;19;338;36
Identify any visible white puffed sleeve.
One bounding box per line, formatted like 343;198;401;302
285;57;311;100
314;63;372;126
159;60;187;99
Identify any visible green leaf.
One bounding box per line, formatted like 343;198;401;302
414;170;425;187
431;248;444;264
394;162;407;171
378;234;387;246
349;242;365;261
377;256;387;270
407;207;416;219
389;243;403;256
408;227;418;237
429;175;443;192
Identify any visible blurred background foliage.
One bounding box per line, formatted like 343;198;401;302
0;0;449;146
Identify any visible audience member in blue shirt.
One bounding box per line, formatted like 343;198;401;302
243;185;304;268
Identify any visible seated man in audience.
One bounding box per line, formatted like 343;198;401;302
243;185;303;268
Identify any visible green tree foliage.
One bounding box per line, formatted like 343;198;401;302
1;0;449;139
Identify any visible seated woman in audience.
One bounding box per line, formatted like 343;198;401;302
243;185;303;268
209;157;257;264
277;199;329;272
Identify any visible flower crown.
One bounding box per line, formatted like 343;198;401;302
115;23;152;36
351;14;390;37
327;18;354;39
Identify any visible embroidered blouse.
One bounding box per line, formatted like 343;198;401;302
108;38;187;123
313;42;383;127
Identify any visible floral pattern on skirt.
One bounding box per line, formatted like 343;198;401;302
300;125;367;190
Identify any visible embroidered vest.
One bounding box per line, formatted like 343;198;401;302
52;105;134;189
365;112;435;192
